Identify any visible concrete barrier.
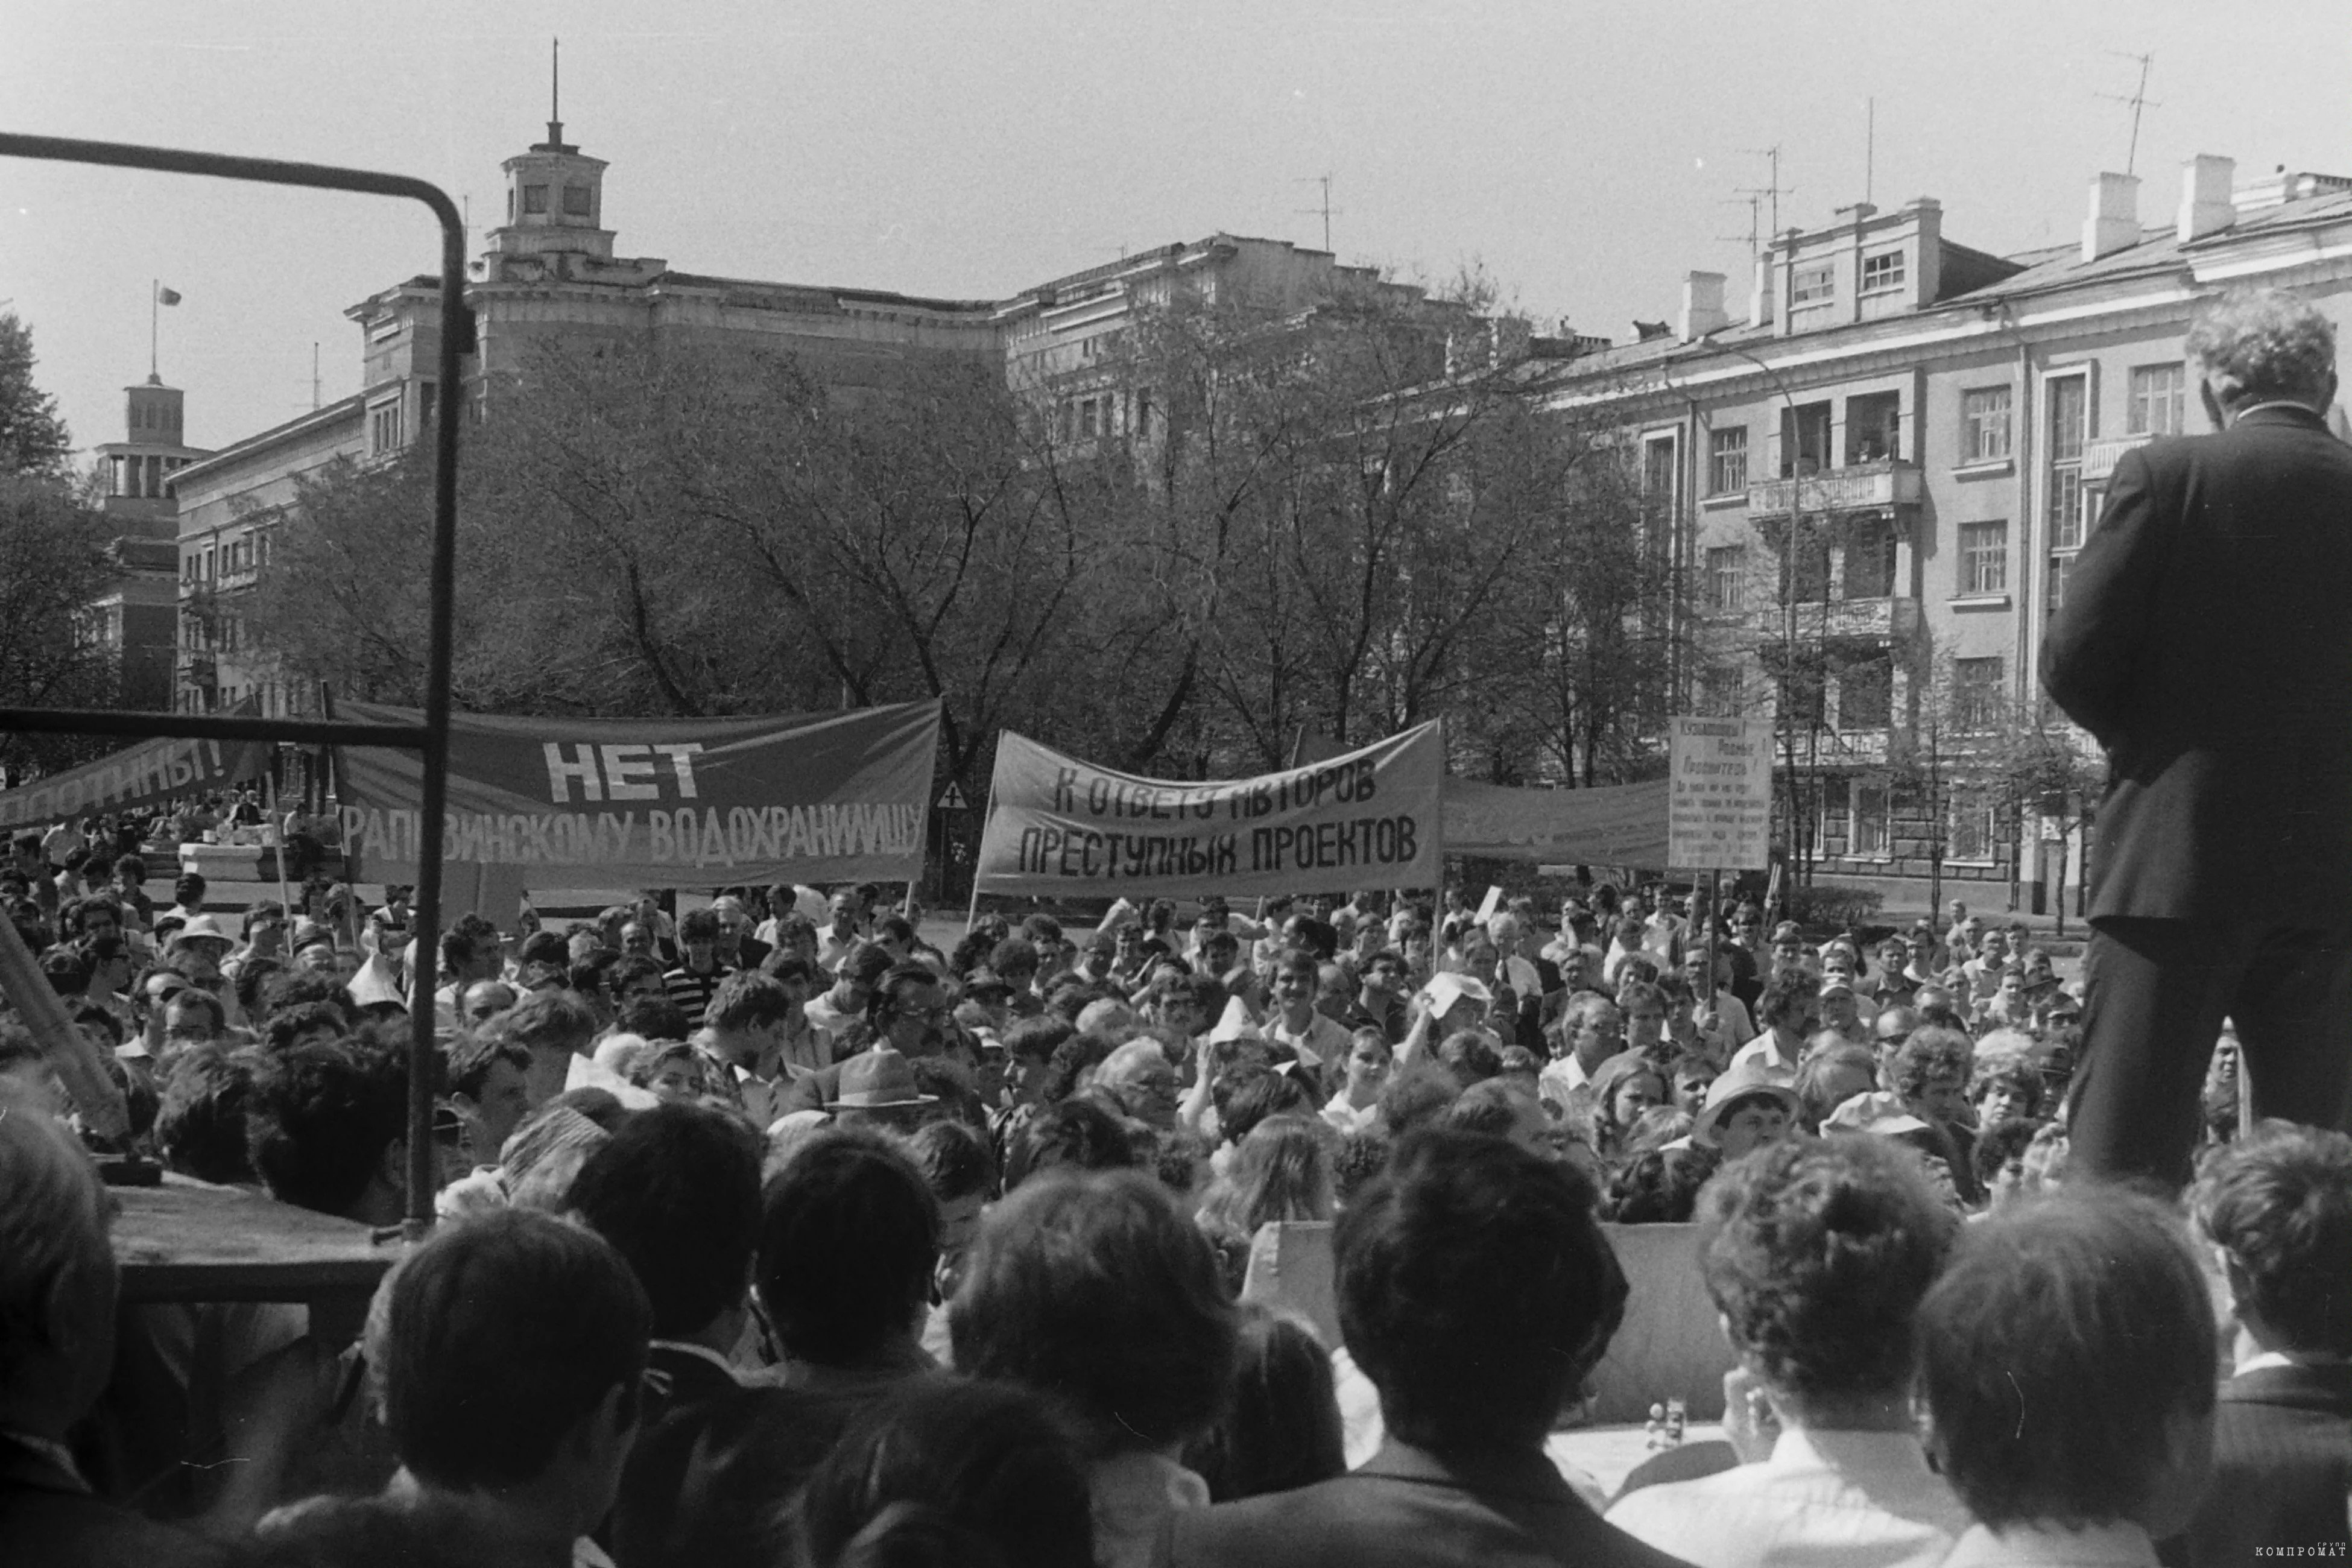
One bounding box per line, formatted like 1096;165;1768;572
1238;1218;1734;1426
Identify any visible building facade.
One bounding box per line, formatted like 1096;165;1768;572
86;376;206;710
1546;156;2352;912
163;110;1411;716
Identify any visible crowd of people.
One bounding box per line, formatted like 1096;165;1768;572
2;853;2348;1568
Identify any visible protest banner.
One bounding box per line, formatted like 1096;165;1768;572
0;735;268;833
973;722;1445;897
334;700;940;888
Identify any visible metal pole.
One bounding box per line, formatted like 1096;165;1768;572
0;133;465;1239
964;782;996;931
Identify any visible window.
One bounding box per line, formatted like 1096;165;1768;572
1707;546;1746;612
1080;398;1100;438
1844;522;1898;599
1697;665;1742;717
1958;520;2008;596
2128;362;2186;436
370;400;405;455
1781;401;1833;477
1709;426;1749;495
419;381;438;432
1642;434;1677;498
1962;386;2012;463
1847;391;1902;464
1780;526;1831;603
1839;657;1893;729
2047;552;2075;615
561;183;592;217
1850;780;1892;856
1952;656;2005;732
1134;387;1152;434
1947;790;1998;862
1860;250;1906;292
1792;261;1835;305
522;183;549;215
2047;375;2088;549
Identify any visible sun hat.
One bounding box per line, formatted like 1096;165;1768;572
824;1046;938;1111
1692;1061;1804;1148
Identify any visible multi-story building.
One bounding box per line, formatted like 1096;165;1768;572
1546;156;2352;913
86;376;206;710
165;106;1414;716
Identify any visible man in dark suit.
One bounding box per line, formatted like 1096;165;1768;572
2164;1124;2352;1567
1166;1129;1688;1568
2043;286;2352;1188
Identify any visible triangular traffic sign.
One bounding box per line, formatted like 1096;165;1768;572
935;782;971;811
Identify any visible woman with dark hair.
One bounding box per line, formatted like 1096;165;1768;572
1608;1137;1967;1567
1195;1116;1335;1289
788;1375;1095;1568
1183;1306;1345;1503
950;1169;1241;1568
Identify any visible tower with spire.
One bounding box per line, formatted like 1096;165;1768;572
485;39;616;266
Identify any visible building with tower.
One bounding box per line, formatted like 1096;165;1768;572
87;376;206;710
166;100;1391;718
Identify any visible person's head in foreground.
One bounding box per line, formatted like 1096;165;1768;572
2187;285;2338;419
0;1077;118;1450
759;1128;940;1378
951;1168;1238;1460
786;1374;1095;1568
1701;1136;1958;1433
1917;1190;2216;1551
257;1208;651;1563
2189;1121;2352;1364
568;1102;763;1362
1340;1127;1624;1453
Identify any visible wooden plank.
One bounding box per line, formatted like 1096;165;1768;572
113;1175;402;1304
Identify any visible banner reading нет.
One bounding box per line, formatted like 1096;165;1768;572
973;723;1445;897
333;700;940;888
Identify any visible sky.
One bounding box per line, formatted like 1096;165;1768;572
7;1;2350;463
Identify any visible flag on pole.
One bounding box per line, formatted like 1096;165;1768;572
156;286;182;306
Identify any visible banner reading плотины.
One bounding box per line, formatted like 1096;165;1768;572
973;723;1444;897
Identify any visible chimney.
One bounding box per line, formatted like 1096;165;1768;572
2082;172;2141;262
2177;154;2236;242
1680;271;1729;340
1750;252;1775;327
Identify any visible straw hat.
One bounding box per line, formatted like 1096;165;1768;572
824;1047;937;1111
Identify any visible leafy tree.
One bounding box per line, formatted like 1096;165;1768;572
0;478;120;774
0;313;72;482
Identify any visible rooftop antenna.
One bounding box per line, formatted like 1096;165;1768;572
1719;192;1764;251
311;343;320;411
2098;51;2159;176
1743;145;1790;234
1295;174;1339;253
548;36;563;146
1864;97;1875;206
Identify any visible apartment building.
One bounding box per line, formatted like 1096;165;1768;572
1545;157;2352;911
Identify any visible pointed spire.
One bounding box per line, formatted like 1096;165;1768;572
535;37;575;153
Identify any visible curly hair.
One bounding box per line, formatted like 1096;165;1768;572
2192;1122;2352;1358
1698;1136;1959;1402
1891;1026;1974;1105
2186;286;2337;403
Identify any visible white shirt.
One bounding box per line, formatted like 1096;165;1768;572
1321;1088;1379;1134
1730;1032;1803;1086
1939;1520;2161;1568
1606;1427;1971;1568
1265;1008;1349;1072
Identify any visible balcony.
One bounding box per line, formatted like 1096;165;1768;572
1748;458;1923;519
1756;595;1921;644
2079;434;2152;484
